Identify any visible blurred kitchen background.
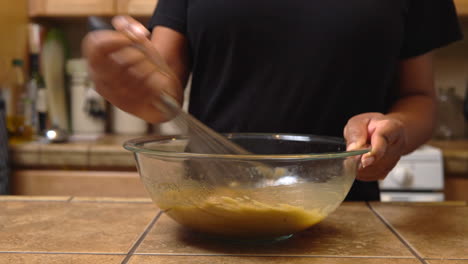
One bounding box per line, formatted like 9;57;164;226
0;0;467;201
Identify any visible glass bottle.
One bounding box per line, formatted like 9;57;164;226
28;53;43;134
7;59;34;143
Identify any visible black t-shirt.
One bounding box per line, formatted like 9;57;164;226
149;0;462;201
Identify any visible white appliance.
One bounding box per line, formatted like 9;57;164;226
379;145;445;202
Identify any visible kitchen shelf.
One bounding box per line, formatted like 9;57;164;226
116;0;158;16
29;0;158;17
28;0;468;17
456;0;468;15
29;0;115;17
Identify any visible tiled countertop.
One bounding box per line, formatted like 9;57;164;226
10;135;140;170
0;197;467;264
10;136;468;175
429;140;468;175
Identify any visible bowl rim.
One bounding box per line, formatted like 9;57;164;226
123;133;370;161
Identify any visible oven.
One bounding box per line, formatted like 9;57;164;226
379;145;445;202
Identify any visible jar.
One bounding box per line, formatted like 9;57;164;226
67;59;106;134
434;87;466;140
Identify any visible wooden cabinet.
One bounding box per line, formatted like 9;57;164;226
0;0;28;66
456;0;468;16
117;0;158;16
444;175;468;201
29;0;115;17
27;0;468;17
29;0;158;17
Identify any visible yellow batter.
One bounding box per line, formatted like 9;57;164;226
157;187;326;239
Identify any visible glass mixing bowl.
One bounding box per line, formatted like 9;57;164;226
124;133;368;241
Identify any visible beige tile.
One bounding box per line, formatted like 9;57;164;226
89;144;136;168
129;255;419;264
371;204;468;259
10;141;42;151
10;142;41;167
426;260;468;264
0;253;124;264
39;143;89;167
137;203;412;257
0;196;71;201
71;197;152;203
92;135;137;145
0;201;158;253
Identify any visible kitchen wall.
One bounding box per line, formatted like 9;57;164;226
434;17;468;99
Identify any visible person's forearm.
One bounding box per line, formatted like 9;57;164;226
387;94;436;155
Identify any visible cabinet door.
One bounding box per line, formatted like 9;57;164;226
117;0;158;16
29;0;115;17
455;0;468;15
0;0;28;73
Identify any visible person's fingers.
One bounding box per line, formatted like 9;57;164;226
126;59;157;80
344;114;372;151
370;120;403;157
357;154;401;181
360;153;375;169
83;31;135;80
112;16;150;41
91;46;145;85
112;16;178;82
82;30;133;62
109;46;146;68
361;119;405;168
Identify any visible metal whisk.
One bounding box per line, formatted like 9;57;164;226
154;93;251;155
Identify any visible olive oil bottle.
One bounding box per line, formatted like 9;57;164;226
7;59;34;143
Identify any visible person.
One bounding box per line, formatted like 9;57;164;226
83;0;462;201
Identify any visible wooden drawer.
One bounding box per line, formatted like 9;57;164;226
116;0;158;16
444;174;468;201
29;0;115;17
12;170;148;197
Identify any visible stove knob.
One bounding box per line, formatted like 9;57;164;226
390;167;414;187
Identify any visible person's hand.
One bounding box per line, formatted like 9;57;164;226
344;112;408;181
82;16;181;123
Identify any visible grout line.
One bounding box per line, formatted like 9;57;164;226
0;251;126;255
0;251;434;260
68;200;152;204
425;258;468;261
0;199;70;203
121;211;163;264
132;253;418;259
86;143;91;170
37;143;43;166
366;202;429;264
67;196;74;202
